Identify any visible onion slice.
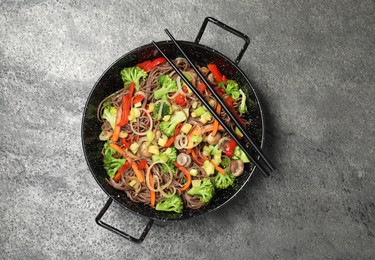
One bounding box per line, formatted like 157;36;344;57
146;161;173;194
130;108;153;136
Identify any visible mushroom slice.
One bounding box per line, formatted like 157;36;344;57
140;142;152;157
206;132;221;145
230;159;244;177
176;153;192;168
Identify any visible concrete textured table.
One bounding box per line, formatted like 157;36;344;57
1;1;374;259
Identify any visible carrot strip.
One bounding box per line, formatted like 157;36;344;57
211;161;226;175
212;104;221;137
126;156;144;183
174;161;192;191
165;123;183;147
109;143;125;155
146;164;156;208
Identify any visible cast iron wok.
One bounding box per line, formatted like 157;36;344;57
82;17;265;243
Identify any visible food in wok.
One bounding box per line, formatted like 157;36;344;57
97;57;252;214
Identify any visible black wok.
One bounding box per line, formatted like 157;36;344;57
82;17;265;243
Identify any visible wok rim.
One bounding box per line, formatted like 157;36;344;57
81;40;265;223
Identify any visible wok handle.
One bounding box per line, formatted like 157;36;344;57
194;17;250;65
95;198;154;244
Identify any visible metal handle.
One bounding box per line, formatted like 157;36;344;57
195;17;250;64
95;198;154;244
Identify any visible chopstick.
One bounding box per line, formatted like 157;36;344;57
152;34;272;178
163;29;275;173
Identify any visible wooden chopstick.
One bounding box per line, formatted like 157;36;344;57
152;37;271;178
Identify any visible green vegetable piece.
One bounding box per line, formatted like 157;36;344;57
235;126;244;138
155;195;183;213
199;111;212;124
153;101;171;120
103;141;126;178
225;80;240;99
154;75;178;100
189;169;199;176
102;105;118;130
191;179;201;188
128;180;136;187
159;111;186;137
146;130;154;144
128;107;141;122
220;157;231;168
120;66;148;90
239;89;248;113
187;178;215;203
209;144;222;157
203;160;215;176
193;106;206;117
233;146;250;163
209;144;222;165
191;136;203;143
214;171;235;189
129;142;140;154
152;153;169;163
203;146;212;156
152;147;177;173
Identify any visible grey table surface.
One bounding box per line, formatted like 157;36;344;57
1;0;374;259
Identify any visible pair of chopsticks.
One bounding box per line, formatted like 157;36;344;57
152;29;274;177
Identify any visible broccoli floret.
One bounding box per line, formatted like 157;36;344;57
152;147;177;173
155;195;183;213
220;157;231;168
102;105;118;130
239;89;248;113
159;111;186;137
103;141;126;178
153;102;171;120
154;75;178;100
214;172;235;189
225;80;240;99
187;178;215;203
120;66;148;90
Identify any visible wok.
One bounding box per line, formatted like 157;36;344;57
82;17;265;243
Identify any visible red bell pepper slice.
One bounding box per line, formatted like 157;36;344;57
117;82;136;127
113;161;131;182
121;138;131;149
225;96;247;126
143;57;167;72
136;60;151;69
225;96;235;107
197;82;206;92
207;64;227;83
225;139;237;157
214;86;226;95
174;93;187;107
137;159;147;170
133;95;144;104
